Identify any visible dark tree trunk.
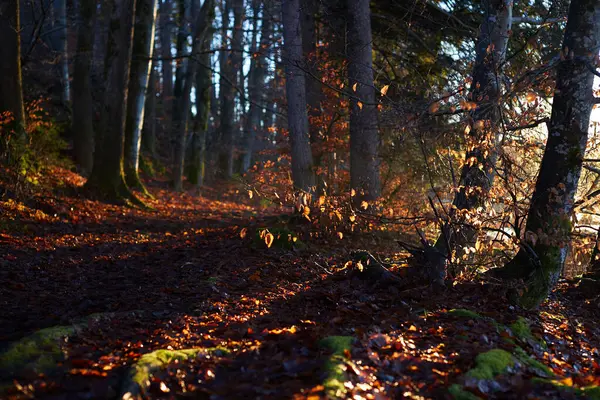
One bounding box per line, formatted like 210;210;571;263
172;0;215;191
72;0;96;175
218;0;235;178
142;64;158;160
241;0;272;173
0;0;26;138
85;0;139;203
434;0;513;260
282;0;315;192
50;0;70;104
500;0;599;309
124;0;159;194
347;0;381;202
160;0;174;133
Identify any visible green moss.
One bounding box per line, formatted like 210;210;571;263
518;245;562;309
449;384;482;400
123;347;229;397
0;325;75;376
513;347;553;377
448;309;482;319
466;349;515;380
319;336;354;398
510;317;533;340
533;378;600;400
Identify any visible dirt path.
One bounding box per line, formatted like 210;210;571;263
1;175;599;399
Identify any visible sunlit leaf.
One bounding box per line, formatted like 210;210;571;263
247;190;253;199
337;232;343;240
380;84;390;96
350;189;356;197
265;232;274;248
352;82;357;92
240;227;248;239
526;92;537;102
361;201;369;210
357;101;363;110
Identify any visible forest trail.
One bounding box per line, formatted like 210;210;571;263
1;170;599;399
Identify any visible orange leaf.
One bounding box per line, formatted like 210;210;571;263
239;227;248;239
357;101;363;110
265;232;274;248
337;232;343;240
247;190;253;199
352;82;357;92
380;84;390;96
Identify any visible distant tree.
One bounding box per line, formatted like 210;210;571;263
160;0;175;133
172;0;215;191
499;0;600;309
85;0;139;203
282;0;315;192
241;0;272;173
218;0;236;179
0;0;26;137
72;0;96;175
142;63;158;160
347;0;381;202
50;0;70;104
124;0;159;194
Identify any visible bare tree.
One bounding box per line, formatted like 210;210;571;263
124;0;159;193
282;0;315;192
347;0;381;202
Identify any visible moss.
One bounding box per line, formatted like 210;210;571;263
0;325;75;376
449;384;482;400
510;317;533;340
448;309;483;319
513;347;553;377
123;347;229;397
466;349;515;380
319;336;353;398
533;378;600;400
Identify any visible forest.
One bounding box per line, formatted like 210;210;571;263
0;0;600;398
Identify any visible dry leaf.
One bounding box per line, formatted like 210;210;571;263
380;84;389;96
357;101;363;110
247;190;253;199
350;189;356;197
352;82;357;92
265;232;274;248
337;232;343;240
429;102;440;113
240;227;248;239
361;201;369;210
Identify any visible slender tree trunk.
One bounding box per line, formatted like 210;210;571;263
124;0;159;194
172;0;215;191
0;0;26;138
160;0;174;133
85;0;139;204
347;0;381;202
434;0;513;260
72;0;96;175
50;0;70;104
187;44;213;187
218;0;235;178
142;64;158;160
282;0;315;192
241;0;272;173
499;0;600;309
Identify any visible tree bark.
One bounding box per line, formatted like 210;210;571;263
0;0;26;137
282;0;315;192
434;0;513;260
85;0;139;204
218;0;235;179
499;0;600;309
241;0;272;173
142;64;158;160
124;0;159;193
172;0;215;191
160;0;174;133
347;0;381;202
50;0;70;104
72;0;96;176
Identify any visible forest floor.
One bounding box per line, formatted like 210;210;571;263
1;167;599;400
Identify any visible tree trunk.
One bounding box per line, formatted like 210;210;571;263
50;0;70;104
0;0;26;138
72;0;96;176
142;64;158;160
434;0;513;260
347;0;381;202
282;0;315;192
85;0;139;204
172;0;215;191
498;0;599;309
218;0;235;179
187;45;212;187
241;0;272;173
124;0;159;194
160;0;174;133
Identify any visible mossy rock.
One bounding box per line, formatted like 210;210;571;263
466;349;515;380
319;336;354;398
509;317;547;348
449;384;482;400
532;378;600;400
121;347;229;399
513;347;553;377
0;325;75;377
